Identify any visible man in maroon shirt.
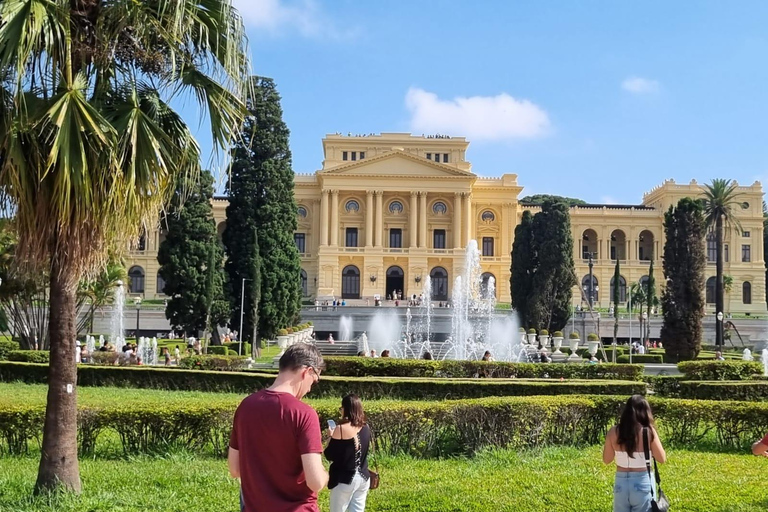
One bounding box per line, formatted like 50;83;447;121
752;432;768;457
228;343;328;512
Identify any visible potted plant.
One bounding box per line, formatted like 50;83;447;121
568;331;581;361
527;328;538;345
277;329;289;349
538;329;550;350
587;333;600;356
518;327;527;344
552;331;564;354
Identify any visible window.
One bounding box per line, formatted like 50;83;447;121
706;276;715;304
743;281;752;304
743;231;751;237
443;153;449;163
341;265;360;299
432;202;447;215
128;266;145;294
426;153;432;160
351;151;357;161
294;233;306;253
345;200;360;213
137;233;146;251
742;244;751;262
389;228;402;248
297;206;308;218
300;270;308;296
482;237;494;257
157;274;166;295
481;210;495;222
389;201;404;214
610;276;627;303
346;228;358;248
342;151;348;161
707;233;716;262
610;246;616;260
360;151;365;159
725;244;729;263
433;229;446;249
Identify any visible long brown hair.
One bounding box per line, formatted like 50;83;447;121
340;394;366;427
617;395;655;455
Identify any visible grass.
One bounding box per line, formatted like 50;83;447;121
0;447;766;511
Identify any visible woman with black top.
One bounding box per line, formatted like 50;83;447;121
324;394;372;512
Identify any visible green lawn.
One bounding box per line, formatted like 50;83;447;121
1;447;765;511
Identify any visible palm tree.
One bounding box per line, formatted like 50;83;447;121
0;0;248;493
77;259;128;335
702;179;743;349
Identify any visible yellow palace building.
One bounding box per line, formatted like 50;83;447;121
126;133;766;314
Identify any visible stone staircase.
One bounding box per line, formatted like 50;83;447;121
314;339;359;357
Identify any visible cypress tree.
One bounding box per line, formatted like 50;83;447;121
224;77;301;342
528;200;577;331
158;171;228;337
661;198;706;361
510;210;535;328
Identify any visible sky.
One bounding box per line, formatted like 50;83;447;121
198;0;768;204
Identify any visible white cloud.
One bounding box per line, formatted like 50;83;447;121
232;0;348;38
405;88;550;142
621;77;660;94
601;196;619;205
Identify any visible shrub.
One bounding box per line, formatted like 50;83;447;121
286;327;294;334
677;361;762;381
320;357;645;381
277;329;288;336
90;352;119;366
527;328;536;334
178;355;249;372
616;354;663;364
7;350;50;364
518;328;526;333
539;329;549;336
553;331;563;338
207;346;230;356
0;340;20;360
587;333;599;341
223;342;251;356
672;381;768;401
569;332;580;339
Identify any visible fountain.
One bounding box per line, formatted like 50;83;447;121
339;316;354;341
762;349;768;377
110;280;126;353
136;336;159;365
86;335;95;355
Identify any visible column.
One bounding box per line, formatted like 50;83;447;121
419;192;427;248
365;191;374;247
330;190;339;246
320;190;329;246
625;240;630;262
374;191;383;247
463;193;472;247
453;193;463;249
410;192;418;247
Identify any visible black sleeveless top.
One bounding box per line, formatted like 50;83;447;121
323;423;371;489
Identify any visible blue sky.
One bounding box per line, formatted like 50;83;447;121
203;0;768;204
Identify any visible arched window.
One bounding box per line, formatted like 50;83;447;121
430;267;449;301
743;281;752;304
341;265;360;299
582;275;598;303
706;232;717;262
706;276;716;304
480;272;496;299
639;230;655;261
300;270;308;296
297;206;308;218
610;229;626;261
481;210;495;222
157;274;166;295
345;200;360;213
581;229;598;259
432;202;447;215
389;201;404;214
128;266;145;294
610;275;627;303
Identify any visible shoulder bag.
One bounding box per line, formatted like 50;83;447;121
367;424;380;490
642;427;670;512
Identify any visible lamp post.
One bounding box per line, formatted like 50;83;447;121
716;311;724;349
134;297;142;338
588;254;595;311
238;278;252;356
642;311;648;350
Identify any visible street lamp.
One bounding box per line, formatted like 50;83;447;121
134;296;142;338
641;311;648;349
717;311;724;349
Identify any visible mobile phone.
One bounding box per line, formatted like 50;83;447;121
327;419;336;430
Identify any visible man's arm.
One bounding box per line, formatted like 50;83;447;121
301;453;328;492
752;440;768;457
228;447;241;478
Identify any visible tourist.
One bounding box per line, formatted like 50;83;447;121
228;343;328;512
324;394;372;512
174;345;181;364
603;395;666;512
370;350;378;358
482;351;494;362
80;345;90;364
588;355;599;364
328;334;335;344
637;343;646;355
751;432;768;457
539;351;551;363
75;340;82;363
422;351;433;360
380;350;390;358
163;347;171;366
315;299;320;311
357;350;368;357
341;299;346;307
715;351;725;361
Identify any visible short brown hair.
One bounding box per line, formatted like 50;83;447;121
278;343;325;372
341;394;366;427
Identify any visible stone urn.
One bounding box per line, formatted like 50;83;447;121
277;335;289;349
587;336;600;356
538;331;550;350
567;337;581;362
527;331;538;345
552;336;564;354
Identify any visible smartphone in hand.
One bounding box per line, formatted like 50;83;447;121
328;419;337;431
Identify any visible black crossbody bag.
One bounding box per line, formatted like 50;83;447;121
642;427;670;512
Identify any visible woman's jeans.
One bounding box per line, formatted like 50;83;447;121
329;472;370;512
613;471;653;512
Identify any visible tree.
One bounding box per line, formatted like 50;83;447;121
528;200;577;331
0;0;248;493
224;77;302;342
612;259;620;347
702;179;743;349
661;198;707;361
520;194;586;206
77;260;128;335
158;171;228;337
510;211;535;328
645;259;656;345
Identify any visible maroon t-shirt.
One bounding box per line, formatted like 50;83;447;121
230;389;323;512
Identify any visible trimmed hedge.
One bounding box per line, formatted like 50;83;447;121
207;346;230;356
673;381;768;402
178;355;248;371
0;340;19;360
616;354;664;364
321;357;644;381
223;342;251;355
7;350;50;364
677;361;762;381
2;394;768;457
0;362;645;400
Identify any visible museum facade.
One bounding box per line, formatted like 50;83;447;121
125;133;766;314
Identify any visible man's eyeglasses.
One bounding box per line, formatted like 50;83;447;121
308;366;321;383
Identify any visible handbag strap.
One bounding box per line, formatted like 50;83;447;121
642;427;662;494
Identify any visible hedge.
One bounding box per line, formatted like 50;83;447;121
207;346;230;356
321;357;644;381
0;340;19;360
2;394;768;457
178;355;249;371
616;354;664;364
223;342;251;355
7;350;50;364
672;381;768;402
677;361;763;380
0;362;645;400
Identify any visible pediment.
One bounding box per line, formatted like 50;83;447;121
320;151;474;178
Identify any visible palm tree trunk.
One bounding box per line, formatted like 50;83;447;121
35;255;81;494
715;216;724;349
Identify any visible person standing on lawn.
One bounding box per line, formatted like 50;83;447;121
228;343;328;512
751;432;768;457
